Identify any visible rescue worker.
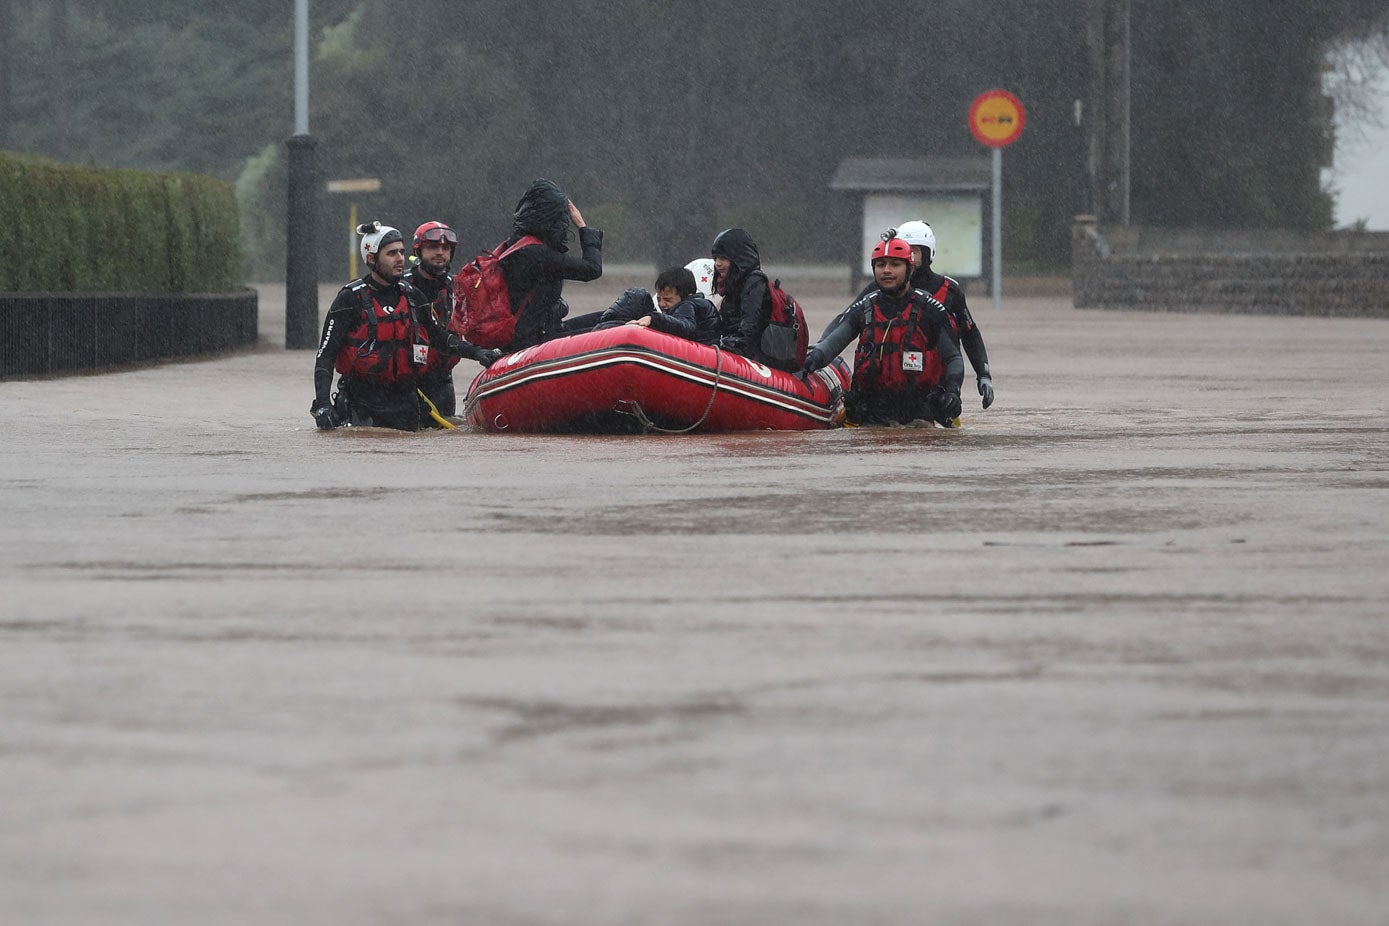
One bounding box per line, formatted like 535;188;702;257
894;221;995;409
310;222;495;431
802;235;963;427
500;178;604;350
403;219;492;423
710;227;791;371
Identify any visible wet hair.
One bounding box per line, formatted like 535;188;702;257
653;266;697;298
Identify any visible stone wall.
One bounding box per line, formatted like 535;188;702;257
1072;219;1389;318
1;290;259;378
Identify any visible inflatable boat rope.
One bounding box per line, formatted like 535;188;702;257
613;344;725;434
417;389;459;430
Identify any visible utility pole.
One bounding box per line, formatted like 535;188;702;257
50;0;70;159
0;0;11;149
1085;0;1132;226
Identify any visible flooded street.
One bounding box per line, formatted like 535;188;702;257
2;283;1388;925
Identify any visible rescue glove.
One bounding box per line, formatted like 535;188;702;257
929;387;962;425
312;405;339;430
718;335;747;353
978;375;995;409
478;348;504;368
800;347;826;377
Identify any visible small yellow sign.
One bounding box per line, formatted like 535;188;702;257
969;90;1026;148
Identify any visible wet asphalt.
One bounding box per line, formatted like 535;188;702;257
1;281;1387;925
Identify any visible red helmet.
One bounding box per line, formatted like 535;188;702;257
412;220;457;253
871;236;915;265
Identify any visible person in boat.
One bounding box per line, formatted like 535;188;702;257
403;220;492;424
801;234;963;427
625;266;721;345
710;227;796;372
311;222;497;431
684;257;721;308
500;178;604;349
562;287;659;336
891;220;994;410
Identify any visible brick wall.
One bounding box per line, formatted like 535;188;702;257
1072;219;1389;318
1;290;259;378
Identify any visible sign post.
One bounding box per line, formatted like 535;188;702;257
968;89;1026;311
325;178;381;280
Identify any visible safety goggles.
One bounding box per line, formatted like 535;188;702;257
420;227;457;245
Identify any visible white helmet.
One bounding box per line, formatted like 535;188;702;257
684;257;718;300
357;221;403;266
896;220;936;263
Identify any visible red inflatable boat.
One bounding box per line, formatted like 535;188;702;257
461;326;850;433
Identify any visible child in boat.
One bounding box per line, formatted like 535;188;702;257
625;266;721;345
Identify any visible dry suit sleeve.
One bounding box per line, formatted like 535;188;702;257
811;301;865;362
311;296;356;411
929;309;965;394
951;290;991;378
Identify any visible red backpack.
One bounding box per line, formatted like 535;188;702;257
449;235;541;349
759;277;809;371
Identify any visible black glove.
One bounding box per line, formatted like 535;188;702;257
478;348;503;368
801;347;826;376
978;375;995;409
941;389;962;420
312;405;339;430
718;335;747;353
927;387;961;425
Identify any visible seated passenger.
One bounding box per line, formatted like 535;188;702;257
625;266;721;345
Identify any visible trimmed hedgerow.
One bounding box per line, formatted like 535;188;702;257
0;151;240;293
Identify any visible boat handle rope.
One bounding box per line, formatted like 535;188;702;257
417;389;459;430
615;345;724;435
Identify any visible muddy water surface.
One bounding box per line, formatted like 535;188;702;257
1;286;1387;925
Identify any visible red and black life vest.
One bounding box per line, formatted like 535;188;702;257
417;273;459;373
851;292;941;394
334;283;422;385
928;278;961;338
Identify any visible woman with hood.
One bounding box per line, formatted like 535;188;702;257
710;227;788;371
499;178;604;351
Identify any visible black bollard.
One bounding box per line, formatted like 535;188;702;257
285;133;319;349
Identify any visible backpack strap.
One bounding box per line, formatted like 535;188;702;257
497;234;544;261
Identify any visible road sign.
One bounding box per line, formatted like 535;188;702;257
969;90;1026;148
325;178;381;194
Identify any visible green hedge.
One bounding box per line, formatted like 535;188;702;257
0;151;241;293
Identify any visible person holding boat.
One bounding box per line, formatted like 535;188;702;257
311;221;497;431
802;234;963;427
404;219;494;425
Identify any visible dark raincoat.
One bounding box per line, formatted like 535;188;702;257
499;179;603;351
710;228;772;363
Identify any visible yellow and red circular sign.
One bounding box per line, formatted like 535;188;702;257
969;90;1026;148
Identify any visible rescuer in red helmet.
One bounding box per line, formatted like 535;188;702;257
856;220;994;410
802;233;963;426
402;220;499;423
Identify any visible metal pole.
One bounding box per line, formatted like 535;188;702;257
1121;0;1131;226
285;134;319;349
992;147;1003;312
294;0;309;135
284;0;319;349
349;202;359;280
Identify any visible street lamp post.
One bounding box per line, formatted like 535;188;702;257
284;0;319;350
